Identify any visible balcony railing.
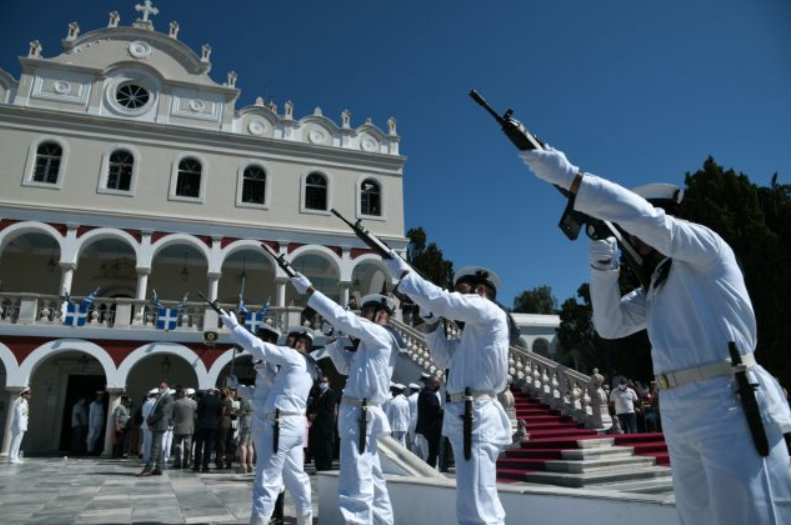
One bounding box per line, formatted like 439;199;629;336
0;292;304;334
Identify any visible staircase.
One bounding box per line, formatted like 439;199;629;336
498;389;673;495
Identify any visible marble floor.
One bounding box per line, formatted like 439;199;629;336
0;456;321;524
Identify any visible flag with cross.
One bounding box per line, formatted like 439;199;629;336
152;290;189;331
62;287;100;327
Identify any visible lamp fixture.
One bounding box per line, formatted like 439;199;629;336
46;241;57;273
161;355;172;374
180;252;189;281
78;354;89;373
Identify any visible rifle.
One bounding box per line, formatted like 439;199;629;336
260;243;298;278
728;342;769;456
469;89;650;288
197;291;225;315
331;209;394;259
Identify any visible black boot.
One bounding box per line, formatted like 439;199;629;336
271;491;285;524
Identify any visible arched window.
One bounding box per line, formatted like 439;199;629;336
33;142;63;184
304;172;327;211
176;158;202;198
107;150;134;191
360;178;381;216
242;166;266;204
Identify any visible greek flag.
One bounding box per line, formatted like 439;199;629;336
153;291;189;331
62;287;100;327
239;297;270;334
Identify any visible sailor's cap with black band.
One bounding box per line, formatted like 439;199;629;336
286;326;316;341
631;183;684;215
255;323;281;340
360;294;397;315
453;266;501;292
19;387;31;396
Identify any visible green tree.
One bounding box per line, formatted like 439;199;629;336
405;227;454;289
513;285;557;314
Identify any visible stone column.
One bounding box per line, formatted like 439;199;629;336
132;268;150;325
102;388;124;457
0;387;23;458
275;277;287;307
207;272;220;301
339;280;351;308
59;262;77;296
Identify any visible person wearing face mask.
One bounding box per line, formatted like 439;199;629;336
307;374;336;472
290;271;400;525
520;146;791;525
382;259;512;525
609;378;639;434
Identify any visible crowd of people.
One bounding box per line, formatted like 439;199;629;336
605;377;661;434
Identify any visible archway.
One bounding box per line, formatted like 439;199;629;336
288;251;341;308
0;229;62;296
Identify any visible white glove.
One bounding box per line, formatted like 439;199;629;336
588;237;618;271
519;147;580;190
220;309;240;330
290;272;312;295
384;250;411;278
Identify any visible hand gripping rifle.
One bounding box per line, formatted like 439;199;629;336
728;342;769;456
469;89;650;288
260;243;298;278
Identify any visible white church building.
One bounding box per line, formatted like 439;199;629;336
0;2;560;458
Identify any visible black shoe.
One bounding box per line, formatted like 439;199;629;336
152;469;163;476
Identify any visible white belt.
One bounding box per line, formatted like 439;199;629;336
448;390;497;403
341;396;380;408
655;353;757;390
264;410;303;420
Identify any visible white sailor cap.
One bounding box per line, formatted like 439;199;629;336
186;388;196;396
360;294;397;314
419;372;432;381
255;322;281;339
631;183;684;213
148;388;159;395
286;326;315;341
393;383;406;391
408;383;421;390
453;266;501;292
18;387;31;396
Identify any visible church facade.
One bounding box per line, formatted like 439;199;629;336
0;3;407;456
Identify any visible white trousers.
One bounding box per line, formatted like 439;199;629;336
251;425;311;519
86;424;102;452
448;433;505;525
9;430;25;461
662;375;791;525
161;429;173;462
338;431;393;525
412;434;429;462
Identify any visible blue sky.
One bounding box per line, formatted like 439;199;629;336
2;1;789;307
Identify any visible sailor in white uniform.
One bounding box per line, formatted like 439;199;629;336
386;384;411;447
9;387;32;463
86;392;105;454
229;324;286;525
384;261;512;525
406;383;420;453
291;272;400;525
520;146;791;525
221;314;314;525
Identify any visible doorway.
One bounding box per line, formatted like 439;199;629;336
59;375;107;453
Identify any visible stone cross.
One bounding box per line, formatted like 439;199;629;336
108;11;120;28
135;1;159;23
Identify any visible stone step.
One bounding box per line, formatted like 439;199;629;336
520;437;613;450
526;428;599;440
588;477;675;495
523;465;672;488
560;445;637;461
543;455;656;474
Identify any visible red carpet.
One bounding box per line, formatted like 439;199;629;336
497;389;669;483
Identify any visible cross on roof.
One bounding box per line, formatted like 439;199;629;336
135;1;159;23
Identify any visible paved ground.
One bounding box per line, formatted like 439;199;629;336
0;457;321;525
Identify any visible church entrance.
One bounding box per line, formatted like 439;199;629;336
59;374;107;454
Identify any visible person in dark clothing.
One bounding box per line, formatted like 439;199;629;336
112;396;132;458
215;388;235;469
416;376;444;468
137;384;175;476
307;375;337;471
193;387;223;472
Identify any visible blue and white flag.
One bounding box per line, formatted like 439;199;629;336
153;291;189;331
62;287;100;327
240;297;270;334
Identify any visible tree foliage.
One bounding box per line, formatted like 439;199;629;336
513;285;557;314
557;157;791;388
405;227;454;289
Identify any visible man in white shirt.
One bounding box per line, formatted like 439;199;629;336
609;378;639;433
86;392;105;455
386;384;411;446
406;383;420;453
9;387;32;464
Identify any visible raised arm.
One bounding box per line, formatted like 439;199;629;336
308;291;391;347
397;271;501;325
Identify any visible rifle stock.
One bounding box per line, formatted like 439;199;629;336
261;243;298;278
469;89;650;288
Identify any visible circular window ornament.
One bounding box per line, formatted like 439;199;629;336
128;41;152;58
361;137;378;152
248;121;266;136
53;81;70;95
116;83;151;110
189;99;206;112
309;129;327;144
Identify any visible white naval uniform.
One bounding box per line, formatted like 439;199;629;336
578;173;791;525
386;394;411;446
86;400;105;453
398;272;511;525
230;326;313;523
9;397;29;462
407;392;419;452
310;291;398;525
140;397;155;463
